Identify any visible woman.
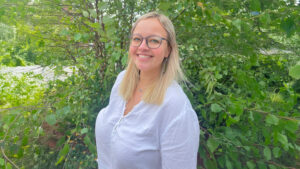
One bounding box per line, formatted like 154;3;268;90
95;12;200;169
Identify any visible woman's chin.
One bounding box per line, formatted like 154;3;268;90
137;66;149;72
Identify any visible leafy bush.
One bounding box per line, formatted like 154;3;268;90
0;0;299;169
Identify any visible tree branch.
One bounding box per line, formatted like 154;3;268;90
172;8;186;21
247;108;300;122
1;147;20;169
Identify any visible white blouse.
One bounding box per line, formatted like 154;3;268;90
95;71;200;169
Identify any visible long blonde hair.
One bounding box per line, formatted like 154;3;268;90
119;11;185;105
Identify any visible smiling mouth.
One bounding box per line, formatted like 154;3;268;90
138;55;152;58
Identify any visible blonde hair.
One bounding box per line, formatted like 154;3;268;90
119;11;186;105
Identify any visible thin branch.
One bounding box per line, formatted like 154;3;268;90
24;14;64;17
0;114;21;143
0;103;48;113
32;22;72;25
1;3;75;7
200;125;211;135
267;160;296;169
61;7;82;17
0;147;20;169
172;8;186;21
247;108;300;122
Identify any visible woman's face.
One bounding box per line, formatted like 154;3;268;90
129;18;170;75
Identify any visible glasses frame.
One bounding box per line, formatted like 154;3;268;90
130;34;169;49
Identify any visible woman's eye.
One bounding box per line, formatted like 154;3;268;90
133;37;141;42
149;39;160;44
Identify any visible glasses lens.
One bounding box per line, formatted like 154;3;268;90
131;35;142;47
147;36;161;49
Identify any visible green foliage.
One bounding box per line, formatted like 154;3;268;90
0;0;299;169
0;23;15;41
289;64;300;79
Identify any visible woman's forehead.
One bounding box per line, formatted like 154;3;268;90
133;18;167;37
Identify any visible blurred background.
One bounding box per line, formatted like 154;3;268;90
0;0;299;169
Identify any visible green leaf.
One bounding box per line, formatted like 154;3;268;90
45;114;56;126
229;102;243;116
280;17;295;37
204;158;217;169
225;127;237;139
246;161;256;169
74;33;82;41
260;13;271;25
272;147;281;158
257;161;267;169
268;164;277;169
289;65;300;79
37;40;45;47
207;137;219;153
211;103;222;112
265;114;279;126
56;143;70;165
59;29;69;36
82;10;89;17
98;2;109;10
57;106;71;118
0;158;4;166
248;111;254;121
225;158;233;169
84;135;97;154
6;163;12;169
158;2;171;11
263;146;271;161
213;12;222;22
250;0;261;11
80;128;88;134
89;10;97;18
277;133;288;145
102;16;114;26
284;120;299;133
232;19;241;31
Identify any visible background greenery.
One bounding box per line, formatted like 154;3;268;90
0;0;299;169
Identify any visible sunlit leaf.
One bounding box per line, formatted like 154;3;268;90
211;103;222;112
263;146;271;161
82;11;89;17
277;133;288;145
45;114;56;126
74;33;82;41
246;161;256;169
56;143;70;165
250;0;261;11
289;65;300;79
280;17;295;37
232;19;241;31
265;114;279;126
207;137;219;153
0;158;4;166
272;147;281;158
81;128;88;134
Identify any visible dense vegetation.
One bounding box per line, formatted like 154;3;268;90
0;0;299;169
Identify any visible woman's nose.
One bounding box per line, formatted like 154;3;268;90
138;39;149;50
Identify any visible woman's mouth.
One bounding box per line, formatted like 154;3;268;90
138;55;152;59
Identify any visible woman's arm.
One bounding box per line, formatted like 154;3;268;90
160;101;200;169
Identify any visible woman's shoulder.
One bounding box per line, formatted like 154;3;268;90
164;82;188;105
115;70;126;84
161;81;195;116
109;70;126;96
160;82;199;131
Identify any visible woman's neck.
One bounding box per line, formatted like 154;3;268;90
138;69;161;89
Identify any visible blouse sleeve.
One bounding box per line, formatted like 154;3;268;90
160;101;200;169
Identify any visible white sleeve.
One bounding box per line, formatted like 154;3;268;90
160;102;200;169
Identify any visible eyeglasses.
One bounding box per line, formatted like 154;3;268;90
130;34;169;49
